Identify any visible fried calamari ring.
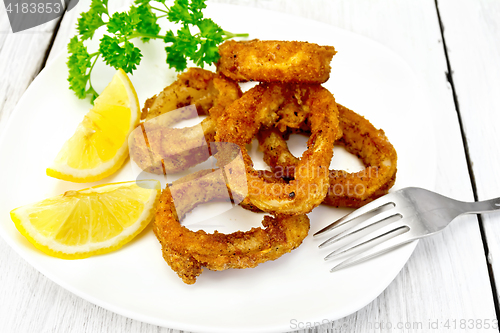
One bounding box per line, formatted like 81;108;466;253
129;68;241;174
141;67;242;121
257;104;398;208
217;39;336;83
215;82;342;215
153;170;310;284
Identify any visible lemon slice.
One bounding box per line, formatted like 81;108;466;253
10;180;160;259
47;69;140;183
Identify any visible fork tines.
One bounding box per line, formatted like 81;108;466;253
314;194;416;272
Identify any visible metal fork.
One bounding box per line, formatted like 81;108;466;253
314;187;500;272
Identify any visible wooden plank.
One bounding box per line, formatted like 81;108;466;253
221;0;497;332
436;0;500;309
45;0;82;64
311;2;498;331
0;8;61;133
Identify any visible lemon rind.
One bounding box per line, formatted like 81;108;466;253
46;69;140;183
46;142;130;183
10;181;160;259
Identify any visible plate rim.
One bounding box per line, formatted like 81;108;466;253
0;3;436;332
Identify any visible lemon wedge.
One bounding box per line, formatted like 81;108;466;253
47;69;140;183
10;180;160;259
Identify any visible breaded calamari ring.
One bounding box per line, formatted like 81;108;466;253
217;39;336;83
215;83;342;215
257;104;398;208
129;68;241;174
153;170;310;284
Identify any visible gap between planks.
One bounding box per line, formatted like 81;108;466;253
434;0;500;321
37;1;70;73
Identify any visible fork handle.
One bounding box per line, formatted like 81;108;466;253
462;197;500;214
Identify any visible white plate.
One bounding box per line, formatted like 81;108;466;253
0;3;435;332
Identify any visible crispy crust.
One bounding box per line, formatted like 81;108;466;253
129;68;241;174
257;104;398;208
217;39;336;83
153;170;310;284
215;82;342;215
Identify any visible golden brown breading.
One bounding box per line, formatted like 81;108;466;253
142;68;219;121
129;68;241;174
257;104;398;208
153;170;310;284
215;82;342;215
217;39;336;83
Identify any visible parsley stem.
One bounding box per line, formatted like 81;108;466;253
223;31;249;39
129;33;166;40
87;54;100;103
150;6;169;14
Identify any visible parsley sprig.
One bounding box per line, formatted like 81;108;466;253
67;0;248;103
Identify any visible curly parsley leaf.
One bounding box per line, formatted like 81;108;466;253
99;36;143;73
67;36;93;99
67;0;248;102
131;4;161;41
77;0;109;40
167;0;191;24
